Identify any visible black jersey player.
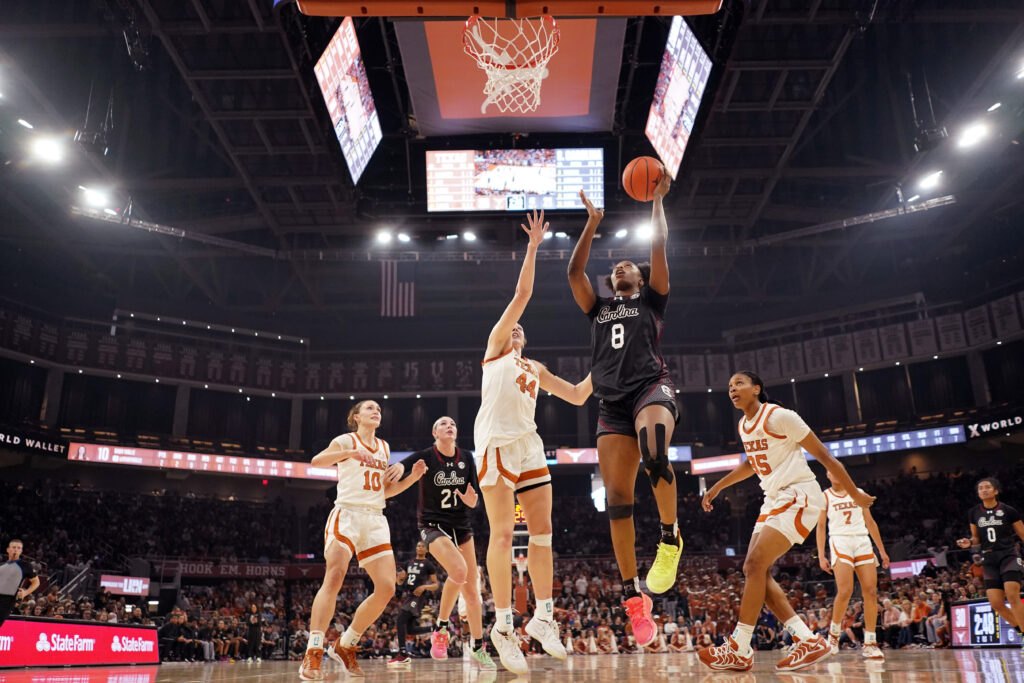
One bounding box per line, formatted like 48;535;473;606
957;477;1024;642
393;416;495;669
388;541;439;668
567;171;681;647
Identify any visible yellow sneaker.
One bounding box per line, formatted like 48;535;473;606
645;533;683;594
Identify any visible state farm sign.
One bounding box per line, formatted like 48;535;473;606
0;617;158;667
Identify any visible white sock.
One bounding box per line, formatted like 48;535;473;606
536;598;554;622
864;631;877;644
495;607;513;634
339;627;360;648
469;637;476;651
730;623;754;656
785;616;815;641
307;631;324;651
829;621;842;637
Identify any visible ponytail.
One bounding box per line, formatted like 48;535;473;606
737;370;781;407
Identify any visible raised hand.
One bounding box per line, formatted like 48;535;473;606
411;459;428;479
579;190;604;221
455;486;479;509
652;165;671;198
521;209;549;246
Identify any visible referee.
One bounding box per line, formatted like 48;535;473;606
0;539;39;627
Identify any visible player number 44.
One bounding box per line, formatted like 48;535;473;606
515;373;537;399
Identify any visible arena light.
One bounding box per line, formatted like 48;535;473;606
79;185;109;207
615;229;628;238
463;231;477;242
543;231;554;240
987;102;1001;112
555;231;568;238
30;136;64;163
957;122;988;148
445;234;458;240
907;194;920;203
16;118;33;129
376;230;392;244
397;233;411;243
917;170;943;190
635;223;652;240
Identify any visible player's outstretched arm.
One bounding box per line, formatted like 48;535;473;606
485;210;548;359
863;508;889;568
815;510;831;574
568;190;601;313
311;435;368;467
536;364;593;406
648;169;671;295
956;524;981;550
385;459;427;498
800;432;875;508
701;460;755;511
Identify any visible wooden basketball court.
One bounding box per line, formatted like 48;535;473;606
2;649;1021;682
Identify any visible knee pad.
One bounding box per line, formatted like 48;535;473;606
530;533;553;547
639;424;674;486
607;503;634;520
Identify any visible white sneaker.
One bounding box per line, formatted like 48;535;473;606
489;628;527;675
862;643;884;659
827;633;839;655
525;617;567;660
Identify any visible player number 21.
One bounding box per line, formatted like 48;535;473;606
611;323;625;349
515;373;537;398
363;470;382;491
441;489;459;509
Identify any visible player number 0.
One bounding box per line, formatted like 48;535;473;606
987;526;996;543
611;323;625;349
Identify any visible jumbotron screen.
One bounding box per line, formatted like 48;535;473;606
313;17;382;184
645;16;712;179
426;148;604;212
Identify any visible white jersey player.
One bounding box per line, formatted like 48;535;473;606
699;371;875;673
475;209;592;675
300;400;426;681
816;470;889;659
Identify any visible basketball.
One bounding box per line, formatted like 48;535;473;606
622;156;664;202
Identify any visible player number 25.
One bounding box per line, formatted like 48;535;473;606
611;323;625;349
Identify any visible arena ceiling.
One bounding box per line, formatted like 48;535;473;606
1;0;1023;347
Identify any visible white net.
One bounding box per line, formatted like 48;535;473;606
462;15;561;114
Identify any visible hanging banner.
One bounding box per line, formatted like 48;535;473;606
935;313;967;351
853;329;881;365
706;354;731;387
803;338;830;373
779;342;805;377
827;334;856;371
732;350;756;373
990;295;1021;338
963;306;993;346
755;346;781;380
907;319;938;356
682;355;706;388
878;323;908;360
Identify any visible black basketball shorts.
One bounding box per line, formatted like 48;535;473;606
596;377;680;439
419;521;474;548
983;549;1023;590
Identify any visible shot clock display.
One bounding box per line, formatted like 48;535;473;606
951;599;1023;647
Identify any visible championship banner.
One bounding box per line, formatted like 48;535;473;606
682;355;706;388
755;346;781;380
803;338;830;373
732;350;756;374
907;318;938;356
878;323;908;360
990;294;1021;337
935;313;967;351
0;617;159;668
963;305;993;346
853;329;881;365
779;342;805;377
706;354;731;387
827;334;855;371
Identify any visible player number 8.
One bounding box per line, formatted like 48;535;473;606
611;323;625;349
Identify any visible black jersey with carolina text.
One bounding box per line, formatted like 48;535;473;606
400;446;478;527
399;557;437;606
586;287;670;402
970;502;1022;553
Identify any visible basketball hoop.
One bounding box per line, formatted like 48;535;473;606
462;15;560;114
514;555;528;585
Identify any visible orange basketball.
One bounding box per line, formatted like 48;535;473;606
622;156;664;202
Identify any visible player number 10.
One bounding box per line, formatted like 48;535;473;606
611;323;625;349
363;470;382;491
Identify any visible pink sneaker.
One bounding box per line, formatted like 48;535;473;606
430;629;449;660
623;593;656;647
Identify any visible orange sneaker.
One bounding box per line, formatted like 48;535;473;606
298;648;324;681
776;635;832;671
697;636;753;671
622;593;657;647
326;641;364;677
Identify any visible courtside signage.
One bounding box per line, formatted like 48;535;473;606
0;617;159;667
99;574;151;597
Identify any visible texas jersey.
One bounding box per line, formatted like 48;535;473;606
400;446;479;527
739;403;816;496
586;287;670;402
970;502;1022;554
824;487;869;536
474;348;539;455
332;432;390;510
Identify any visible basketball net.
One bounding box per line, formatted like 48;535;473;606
462;15;560;114
514;555;528;585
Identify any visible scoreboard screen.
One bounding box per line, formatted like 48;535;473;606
644;16;712;179
951;600;1023;647
426;148;604;212
313;17;382;184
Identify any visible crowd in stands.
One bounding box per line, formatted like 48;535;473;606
4;461;1022;663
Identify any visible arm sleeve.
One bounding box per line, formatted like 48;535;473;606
585;297;608;320
643;287;669;316
766;408;811;442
